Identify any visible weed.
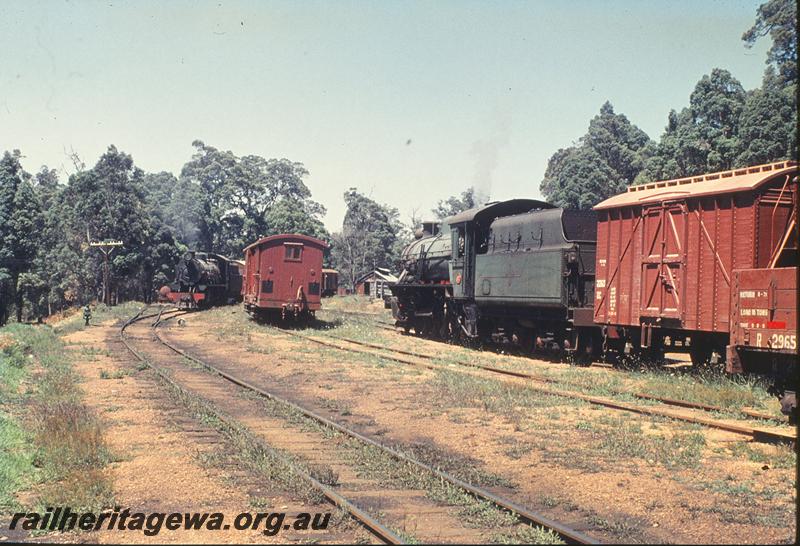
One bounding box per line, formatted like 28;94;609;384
0;411;35;511
504;443;533;460
540;495;560;508
598;418;706;469
492;524;564;544
249;496;272;509
729;441;797;469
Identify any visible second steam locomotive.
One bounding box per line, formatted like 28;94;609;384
390;161;798;416
162;251;244;308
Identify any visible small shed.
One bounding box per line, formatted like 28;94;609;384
354;268;398;299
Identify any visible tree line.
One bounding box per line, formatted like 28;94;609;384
0;138;474;325
540;0;796;210
0;143;329;324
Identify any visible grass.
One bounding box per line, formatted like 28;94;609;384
0;410;34;511
99;369;126;379
492;524;564;544
596;418;706;469
728;441;797;469
202;300;782;422
320;295;391;315
430;368;581;431
153;362;330;505
233;378;530;539
0;323;114;514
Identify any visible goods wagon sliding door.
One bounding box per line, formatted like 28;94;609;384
640;203;686;321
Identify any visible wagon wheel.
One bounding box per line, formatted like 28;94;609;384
572;329;594;367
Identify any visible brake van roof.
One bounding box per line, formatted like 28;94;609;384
243;233;329;252
594;160;798;210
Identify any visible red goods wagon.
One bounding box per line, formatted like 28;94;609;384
593;161;797;366
242;234;328;319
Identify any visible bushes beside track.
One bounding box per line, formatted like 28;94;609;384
0;323;114;515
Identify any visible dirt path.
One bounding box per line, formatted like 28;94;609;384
166;307;797;544
53;320;366;544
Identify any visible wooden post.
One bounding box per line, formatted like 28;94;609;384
88;241;123;305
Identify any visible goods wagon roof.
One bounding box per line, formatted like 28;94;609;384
243;233;329;251
594;160;797;210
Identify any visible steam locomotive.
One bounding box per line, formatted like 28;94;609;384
390;200;598;356
161;251;244;309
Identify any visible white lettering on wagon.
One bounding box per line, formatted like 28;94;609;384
596;279;606;288
609;287;617;315
740;308;769;317
739;290;767;299
770;334;797;350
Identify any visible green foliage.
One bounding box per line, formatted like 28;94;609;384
541;102;653;209
432;187;484;219
0;151;42;325
331;189;404;289
546;4;796;195
639;69;747;182
735;84;797;166
264;197;329;240
1;139;331;321
56;146;163;304
743;0;797;89
0;324;114;512
179;141;327;255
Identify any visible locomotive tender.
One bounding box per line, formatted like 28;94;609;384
390;161;797;416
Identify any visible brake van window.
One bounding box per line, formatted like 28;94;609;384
284;244;303;261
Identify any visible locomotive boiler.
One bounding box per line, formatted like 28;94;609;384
163;251;243;308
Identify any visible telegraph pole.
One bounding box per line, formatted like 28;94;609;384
89;241;123;305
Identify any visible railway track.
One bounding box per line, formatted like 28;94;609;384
121;306;599;545
269;324;795;445
321;309;784;424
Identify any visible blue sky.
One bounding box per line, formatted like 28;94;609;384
1;0;771;230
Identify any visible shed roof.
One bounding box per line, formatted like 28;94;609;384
594;161;798;210
354;268;399;285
